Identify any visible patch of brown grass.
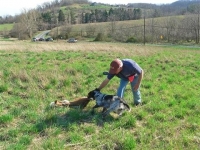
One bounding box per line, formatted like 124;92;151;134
0;40;160;57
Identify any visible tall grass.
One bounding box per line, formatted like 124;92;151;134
0;41;199;149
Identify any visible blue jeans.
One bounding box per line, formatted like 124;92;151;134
117;75;141;105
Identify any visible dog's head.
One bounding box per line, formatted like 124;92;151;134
50;100;70;107
87;88;100;100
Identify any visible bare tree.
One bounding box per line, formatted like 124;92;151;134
107;15;118;35
146;18;160;43
163;17;178;43
183;14;200;43
59;25;72;39
13;9;39;39
10;23;24;39
85;24;96;37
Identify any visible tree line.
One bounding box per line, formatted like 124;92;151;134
41;7;142;26
81;8;141;23
7;6;142;40
1;0;200;44
1;0;200;25
47;13;200;44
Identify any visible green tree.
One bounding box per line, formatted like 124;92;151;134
109;8;114;16
70;9;76;24
95;9;101;22
58;10;65;23
102;10;108;22
134;8;142;20
85;13;90;23
42;12;51;23
81;12;85;24
90;10;96;23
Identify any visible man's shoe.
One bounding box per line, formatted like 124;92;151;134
135;102;142;106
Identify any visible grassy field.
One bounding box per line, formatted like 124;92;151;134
0;24;13;31
0;40;199;150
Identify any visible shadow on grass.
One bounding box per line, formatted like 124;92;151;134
33;106;115;133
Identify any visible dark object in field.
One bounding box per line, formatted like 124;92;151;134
45;37;53;41
67;38;77;43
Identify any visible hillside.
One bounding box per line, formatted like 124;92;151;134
0;0;199;24
1;0;200;44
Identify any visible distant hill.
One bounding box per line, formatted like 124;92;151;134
171;0;200;7
1;0;199;24
1;0;200;40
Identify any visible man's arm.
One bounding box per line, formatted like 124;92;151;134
134;70;143;91
97;78;110;90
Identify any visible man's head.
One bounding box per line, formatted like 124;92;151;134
109;59;123;74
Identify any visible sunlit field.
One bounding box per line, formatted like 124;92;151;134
0;40;199;150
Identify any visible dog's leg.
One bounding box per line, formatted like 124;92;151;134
122;102;131;112
101;107;107;113
102;108;114;118
91;104;100;115
102;102;119;118
120;98;131;112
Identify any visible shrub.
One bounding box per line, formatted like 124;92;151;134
126;37;137;43
94;33;104;41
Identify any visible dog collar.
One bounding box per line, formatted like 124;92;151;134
94;92;106;102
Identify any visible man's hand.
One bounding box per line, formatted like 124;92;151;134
95;88;100;91
134;83;140;91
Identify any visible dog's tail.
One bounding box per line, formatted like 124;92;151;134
124;103;131;112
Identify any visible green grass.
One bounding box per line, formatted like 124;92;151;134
0;43;199;149
0;24;13;31
81;4;115;10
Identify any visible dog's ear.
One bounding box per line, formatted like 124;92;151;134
87;91;92;98
95;88;100;91
87;90;95;99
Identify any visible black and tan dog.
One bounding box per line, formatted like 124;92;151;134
87;89;131;118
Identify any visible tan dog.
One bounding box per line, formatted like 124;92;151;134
50;97;90;109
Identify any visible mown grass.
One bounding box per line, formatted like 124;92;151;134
0;41;199;150
0;24;13;31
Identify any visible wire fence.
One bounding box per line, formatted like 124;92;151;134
2;15;199;44
54;18;199;45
